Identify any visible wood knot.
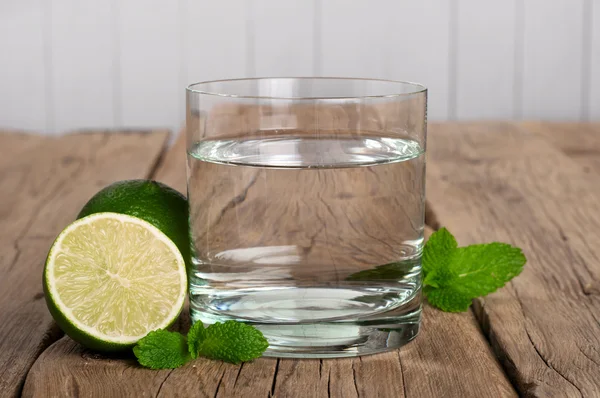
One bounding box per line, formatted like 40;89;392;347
465;157;483;165
61;156;77;165
81;350;108;361
337;192;354;199
583;282;600;295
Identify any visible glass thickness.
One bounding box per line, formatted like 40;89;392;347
186;78;427;358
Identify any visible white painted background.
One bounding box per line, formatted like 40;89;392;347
1;0;599;135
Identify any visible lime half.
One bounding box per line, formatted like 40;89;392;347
44;212;187;351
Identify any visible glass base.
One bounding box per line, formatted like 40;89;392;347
190;287;422;358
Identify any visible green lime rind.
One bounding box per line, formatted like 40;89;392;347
77;180;191;269
44;213;186;352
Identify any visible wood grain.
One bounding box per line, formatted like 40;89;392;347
22;131;190;398
520;122;600;175
17;121;600;397
158;221;516;398
154;129;187;193
0;129;170;398
21;130;516;397
426;122;600;397
22;338;173;398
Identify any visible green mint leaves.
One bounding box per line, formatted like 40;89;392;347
187;321;206;360
423;228;526;312
344;227;527;312
195;320;270;364
133;330;190;369
133;321;268;369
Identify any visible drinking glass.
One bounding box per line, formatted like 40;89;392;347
186;78;427;358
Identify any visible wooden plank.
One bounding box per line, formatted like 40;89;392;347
154;129;187;194
22;336;174;397
22;131;515;397
426;122;600;397
165;301;514;396
520;122;600;175
399;305;515;397
155;217;517;397
157;133;277;398
156;357;277;397
20;132;275;398
0;129;169;397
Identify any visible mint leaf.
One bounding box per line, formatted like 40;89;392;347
423;285;474;312
423;228;526;312
422;227;457;274
187;321;206;359
133;330;191;369
449;243;526;297
197;321;269;364
134;321;268;369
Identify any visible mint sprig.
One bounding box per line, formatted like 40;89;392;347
423;227;526;312
133;321;268;369
187;321;206;360
133;330;190;369
195;320;269;364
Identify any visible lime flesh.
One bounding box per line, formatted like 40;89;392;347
44;212;187;351
77;180;190;269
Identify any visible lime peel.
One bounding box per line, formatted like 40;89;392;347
44;212;187;350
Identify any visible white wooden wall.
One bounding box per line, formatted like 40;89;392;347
1;0;599;135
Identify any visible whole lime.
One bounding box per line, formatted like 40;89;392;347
77;180;190;268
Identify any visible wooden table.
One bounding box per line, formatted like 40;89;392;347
1;122;599;397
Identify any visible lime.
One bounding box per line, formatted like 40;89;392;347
43;212;187;352
77;180;190;269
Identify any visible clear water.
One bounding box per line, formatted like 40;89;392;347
187;133;425;357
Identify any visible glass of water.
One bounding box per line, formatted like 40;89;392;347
186;78;427;358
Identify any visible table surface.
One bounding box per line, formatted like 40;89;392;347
1;122;599;398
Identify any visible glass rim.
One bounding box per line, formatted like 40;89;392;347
186;77;427;100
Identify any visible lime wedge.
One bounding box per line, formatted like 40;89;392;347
43;212;187;351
